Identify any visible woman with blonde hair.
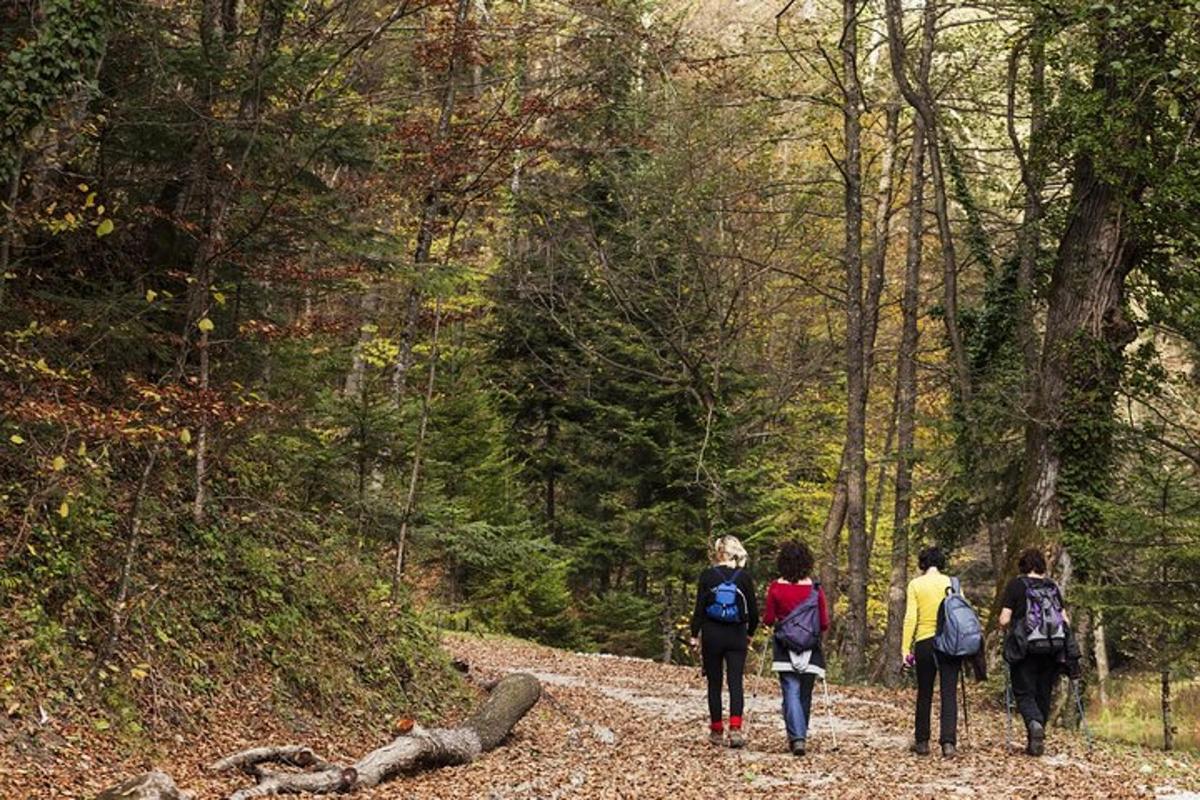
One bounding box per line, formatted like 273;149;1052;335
689;535;759;747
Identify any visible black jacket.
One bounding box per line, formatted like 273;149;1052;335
690;565;759;638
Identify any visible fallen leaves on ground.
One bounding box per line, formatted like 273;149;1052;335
3;634;1197;799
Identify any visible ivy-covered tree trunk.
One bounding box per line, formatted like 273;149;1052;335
1002;150;1140;591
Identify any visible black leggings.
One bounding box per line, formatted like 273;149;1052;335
701;623;748;724
1011;654;1058;728
914;638;961;745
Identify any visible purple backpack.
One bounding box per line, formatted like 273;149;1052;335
1021;578;1067;655
774;582;822;653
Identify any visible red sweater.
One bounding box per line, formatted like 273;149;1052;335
763;580;830;630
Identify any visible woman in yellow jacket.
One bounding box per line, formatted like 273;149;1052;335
901;546;961;758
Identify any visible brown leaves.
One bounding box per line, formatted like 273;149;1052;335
4;635;1196;800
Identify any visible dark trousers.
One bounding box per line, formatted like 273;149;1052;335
701;624;747;724
1011;654;1057;728
914;638;961;745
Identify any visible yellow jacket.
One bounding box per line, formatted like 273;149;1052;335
901;569;952;655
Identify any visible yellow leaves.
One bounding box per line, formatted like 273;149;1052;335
197;317;215;333
129;664;151;681
77;442;87;457
362;337;399;368
9;434;25;445
212;290;227;307
95;218;115;237
51;455;66;472
58;500;70;519
145;289;158;303
179;428;192;445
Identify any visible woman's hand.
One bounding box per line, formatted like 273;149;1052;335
689;636;700;651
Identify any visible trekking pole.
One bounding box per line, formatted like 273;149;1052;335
1004;666;1014;754
821;675;839;751
1071;678;1093;751
960;668;970;745
748;634;771;731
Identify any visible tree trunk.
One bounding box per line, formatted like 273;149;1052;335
1093;609;1110;707
94;450;159;679
1008;30;1047;385
882;107;926;686
392;0;471;403
211;673;541;799
863;103;901;567
840;0;868;681
0;157;20;312
998;150;1141;607
660;580;676;664
391;300;442;599
185;0;285;525
864;103;900;379
98;770;192;800
995;18;1156;621
882;0;970;407
819;470;847;617
1162;668;1174;751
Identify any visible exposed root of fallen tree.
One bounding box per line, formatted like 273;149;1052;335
210;672;541;799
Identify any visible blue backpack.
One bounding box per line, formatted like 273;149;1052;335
934;577;982;657
705;569;746;623
774;581;822;653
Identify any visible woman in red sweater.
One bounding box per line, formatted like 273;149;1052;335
763;540;829;755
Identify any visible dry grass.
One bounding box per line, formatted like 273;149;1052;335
1088;675;1200;751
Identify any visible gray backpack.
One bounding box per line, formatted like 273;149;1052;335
933;577;982;657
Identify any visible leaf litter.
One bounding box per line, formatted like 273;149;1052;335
3;634;1198;799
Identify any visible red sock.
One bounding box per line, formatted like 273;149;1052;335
710;720;724;732
729;716;743;730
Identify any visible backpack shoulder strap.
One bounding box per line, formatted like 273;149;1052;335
947;576;961;596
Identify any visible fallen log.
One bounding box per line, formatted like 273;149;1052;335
97;770;193;800
211;671;541;799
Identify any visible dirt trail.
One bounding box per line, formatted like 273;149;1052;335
5;634;1199;799
401;635;1197;800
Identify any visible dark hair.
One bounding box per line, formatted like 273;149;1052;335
917;546;946;571
777;540;815;582
1018;548;1047;575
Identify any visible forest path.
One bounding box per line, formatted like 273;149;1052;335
394;634;1198;800
7;634;1199;799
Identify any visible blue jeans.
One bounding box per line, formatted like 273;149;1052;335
779;672;816;742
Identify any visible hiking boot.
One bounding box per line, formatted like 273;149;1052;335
728;728;746;748
1027;721;1045;756
910;741;931;756
790;738;806;756
941;742;957;758
708;729;725;747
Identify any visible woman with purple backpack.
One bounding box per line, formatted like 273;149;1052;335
999;547;1074;756
763;540;829;756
